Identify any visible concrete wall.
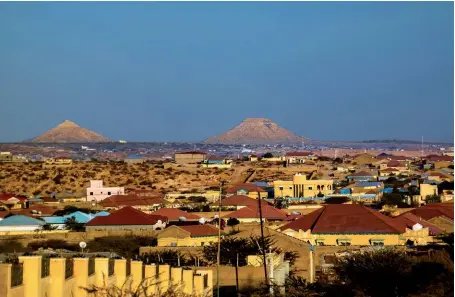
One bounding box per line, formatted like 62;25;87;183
175;153;206;164
0;256;213;297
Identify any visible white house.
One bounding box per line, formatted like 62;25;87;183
86;180;125;202
0;215;45;232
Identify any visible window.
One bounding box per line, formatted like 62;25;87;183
308;187;313;190
170;242;177;247
339;241;351;246
279;186;284;190
201;242;205;246
372;241;384;246
90;192;93;195
316;240;325;246
108;192;111;195
289;186;293;190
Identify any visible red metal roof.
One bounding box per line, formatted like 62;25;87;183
99;195;168;208
0;194;27;202
220;195;270;207
222;205;287;220
225;183;267;194
87;206;167;226
403;204;454;221
279;205;403;234
386;160;405;167
150;208;201;221
425;155;453;162
349;171;375;177
176;151;207;155
395;213;442;236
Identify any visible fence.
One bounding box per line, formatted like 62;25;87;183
65;257;73;279
41;256;50;278
10;263;23;287
0;255;214;297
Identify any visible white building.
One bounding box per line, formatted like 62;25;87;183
86;180;125;202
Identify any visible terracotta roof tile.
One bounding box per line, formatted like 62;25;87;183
220;195;270;207
403;204;454;221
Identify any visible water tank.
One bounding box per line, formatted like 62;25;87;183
412;223;423;231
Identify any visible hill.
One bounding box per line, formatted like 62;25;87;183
204;118;308;145
29;120;110;143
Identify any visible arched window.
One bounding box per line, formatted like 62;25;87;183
317;185;321;191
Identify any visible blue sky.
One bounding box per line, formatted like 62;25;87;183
0;2;453;143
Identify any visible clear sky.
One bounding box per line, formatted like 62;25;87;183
0;2;453;143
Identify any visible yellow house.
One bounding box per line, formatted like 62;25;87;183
157;225;220;247
420;184;438;199
273;173;334;198
225;183;268;199
42;158;73;168
277;204;437;246
174;152;207;164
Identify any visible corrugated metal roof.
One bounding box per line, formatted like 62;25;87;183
0;215;44;226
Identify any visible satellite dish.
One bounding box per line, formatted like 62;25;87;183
214;215;219;219
179;216;187;221
79;241;87;249
199;217;206;224
412;223;423;231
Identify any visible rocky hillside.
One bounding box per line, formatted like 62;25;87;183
30;120;110;143
204;118;308;145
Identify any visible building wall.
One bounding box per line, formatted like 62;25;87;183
420;184;438;199
0;256;213;297
174;153;206;164
200;163;232;169
124;158;144;164
86;181;125;202
274;175;334;198
0;225;42;232
157;236;218;247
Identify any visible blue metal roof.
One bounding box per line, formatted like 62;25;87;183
0;215;44;226
355;182;383;188
252;182;269;188
42;211;111;225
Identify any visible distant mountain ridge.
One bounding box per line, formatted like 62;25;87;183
29;120;110;143
204;118;309;145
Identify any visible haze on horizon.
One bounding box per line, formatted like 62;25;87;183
0;2;453;143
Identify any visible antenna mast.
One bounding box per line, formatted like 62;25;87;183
421;136;424;158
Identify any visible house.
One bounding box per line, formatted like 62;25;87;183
174;152;207;164
347;171;378;182
0;194;27;210
0;152;13;162
424;171;454;183
217;195;271;210
379;168;401;177
399;203;454;233
225;183;268;199
157;225;220;247
86;206;167;231
42;157;73;168
277;204;436;246
352;153;376;165
285;152;315;165
420;183;438;199
41;211;110;229
0;215;45;232
201;156;233;168
86;180;125;202
150;208;201;223
98;194;169;210
249;155;259;162
124;154;145;164
222;204;287;223
9;204;59;217
273;173;334;198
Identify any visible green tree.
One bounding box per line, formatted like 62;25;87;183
263;152;274;158
64;217;85;232
426;194;442;204
226;217;240;231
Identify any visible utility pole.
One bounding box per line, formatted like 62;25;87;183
216;181;224;297
257;191;269;290
235;253;240;297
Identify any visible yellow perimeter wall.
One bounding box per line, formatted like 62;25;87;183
0;256;213;297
